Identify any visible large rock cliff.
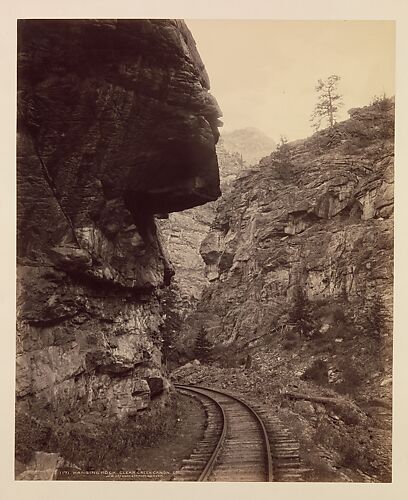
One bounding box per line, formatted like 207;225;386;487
172;100;393;482
183;99;394;363
16;19;221;426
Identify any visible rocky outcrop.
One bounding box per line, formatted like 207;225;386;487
16;19;221;426
171;100;393;484
187;99;394;353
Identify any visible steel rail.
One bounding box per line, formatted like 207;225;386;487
175;384;227;481
175;384;273;481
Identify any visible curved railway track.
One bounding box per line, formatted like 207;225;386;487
173;384;273;482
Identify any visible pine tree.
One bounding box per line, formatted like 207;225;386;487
194;326;212;362
310;75;343;131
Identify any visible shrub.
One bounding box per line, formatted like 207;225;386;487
336;360;364;395
308;338;335;356
270;136;294;181
15;410;52;463
364;294;388;338
313;300;346;324
289;286;315;337
370;93;393;112
282;339;297;350
282;330;298;350
337;436;369;470
194;326;212;362
301;359;328;385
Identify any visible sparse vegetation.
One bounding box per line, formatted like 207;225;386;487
15;410;52;464
301;359;328;385
370;93;393;112
341;94;394;154
15;394;183;470
336;359;364;395
310;75;343;131
282;329;298;350
312;299;346;325
270;135;294;180
365;293;388;338
194;326;212;362
275;135;291;162
160;284;186;365
289;286;316;337
313;423;365;469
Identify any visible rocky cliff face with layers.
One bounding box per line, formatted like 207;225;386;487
173;100;393;482
182;99;394;366
16;19;221;431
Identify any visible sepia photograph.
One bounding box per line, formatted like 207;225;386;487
13;11;398;488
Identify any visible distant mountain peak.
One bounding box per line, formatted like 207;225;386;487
220;128;276;165
224;126;270;134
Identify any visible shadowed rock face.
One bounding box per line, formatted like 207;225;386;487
158;142;247;303
16;19;221;420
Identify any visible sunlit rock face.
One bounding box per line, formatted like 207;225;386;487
16;19;221;419
184;100;394;349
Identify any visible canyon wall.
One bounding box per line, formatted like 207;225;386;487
16;19;221;422
183;100;394;357
158;128;276;305
158;141;245;303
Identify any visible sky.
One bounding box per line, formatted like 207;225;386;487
186;20;395;142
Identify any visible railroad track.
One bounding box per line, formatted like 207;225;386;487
173;384;275;481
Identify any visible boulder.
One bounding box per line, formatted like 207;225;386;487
145;376;165;397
